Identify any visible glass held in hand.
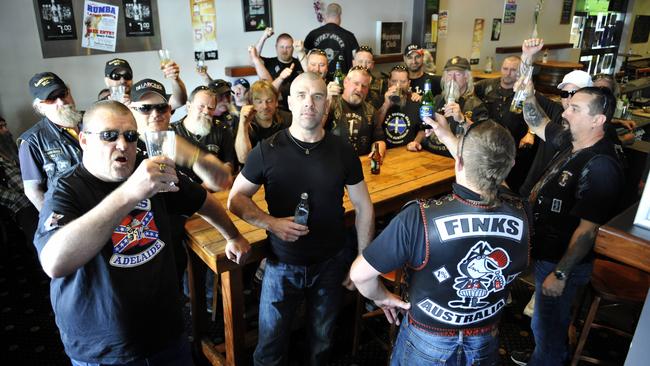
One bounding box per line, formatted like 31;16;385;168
389;88;402;105
144;130;177;186
110;85;126;101
158;49;171;69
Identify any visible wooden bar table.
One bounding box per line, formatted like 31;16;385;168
185;147;455;365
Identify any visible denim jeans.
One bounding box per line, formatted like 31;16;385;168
69;337;193;366
253;247;353;366
529;260;592;366
390;316;499;366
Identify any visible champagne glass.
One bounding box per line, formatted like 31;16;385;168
144;130;176;186
158;49;171;69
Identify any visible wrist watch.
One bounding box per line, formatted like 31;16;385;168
554;269;568;281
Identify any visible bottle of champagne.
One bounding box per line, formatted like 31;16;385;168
419;79;434;126
370;142;381;175
294;193;309;226
510;65;534;114
333;61;345;88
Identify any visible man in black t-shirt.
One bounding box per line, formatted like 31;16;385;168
172;86;236;177
352;45;384;109
377;65;424;149
304;3;359;78
403;43;442;99
325;67;386;157
208;79;239;133
232;78;251;113
228;72;374;366
33;101;249;365
235;80;291;164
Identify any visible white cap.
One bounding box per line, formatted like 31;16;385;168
557;70;593;90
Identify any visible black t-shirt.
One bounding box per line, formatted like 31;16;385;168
241;129;363;265
304;22;359;76
410;73;442;97
248;110;292;147
33;163;206;363
474;78;529;143
325;98;384;155
262;57;303;111
382;100;423;147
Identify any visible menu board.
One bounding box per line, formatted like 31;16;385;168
123;0;154;37
37;0;77;41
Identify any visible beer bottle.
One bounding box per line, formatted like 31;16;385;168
294;193;309;226
510;64;534;114
333;61;346;88
419;79;434;127
370;142;381;175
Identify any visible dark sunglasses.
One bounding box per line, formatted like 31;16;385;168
43;88;69;104
130;103;170;114
559;90;578;99
109;71;133;81
457;121;479;166
84;129;139;143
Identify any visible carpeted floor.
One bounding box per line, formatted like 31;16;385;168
1;223;633;365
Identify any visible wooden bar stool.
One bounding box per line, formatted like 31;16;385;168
570;259;650;366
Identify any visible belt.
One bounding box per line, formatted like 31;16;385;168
408;315;498;337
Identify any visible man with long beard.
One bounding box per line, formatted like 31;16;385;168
172;86;236;177
19;72;83;210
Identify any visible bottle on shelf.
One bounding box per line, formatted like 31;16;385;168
370;142;381;175
294;193;309;226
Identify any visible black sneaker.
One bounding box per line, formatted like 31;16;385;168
510;350;531;366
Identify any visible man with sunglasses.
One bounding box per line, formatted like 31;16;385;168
510;80;624;365
104;58;188;110
18;72;83;211
33;100;249;366
325;66;387;158
351;118;528;365
403;44;442;100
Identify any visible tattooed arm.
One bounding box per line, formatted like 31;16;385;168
523;94;550;141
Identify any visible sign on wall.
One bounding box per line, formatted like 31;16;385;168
376;21;404;55
503;0;517;24
242;0;272;32
122;0;154;37
470;18;484;65
190;0;218;60
37;0;78;41
81;1;119;52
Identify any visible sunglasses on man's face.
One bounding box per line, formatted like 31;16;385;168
130;103;170;114
43;88;69;104
109;71;133;81
84;129;139;143
560;90;578;99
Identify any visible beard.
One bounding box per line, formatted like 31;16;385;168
53;104;82;128
442;80;461;102
0;132;18;162
185;114;213;137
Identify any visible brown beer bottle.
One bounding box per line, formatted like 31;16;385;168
370;142;381;175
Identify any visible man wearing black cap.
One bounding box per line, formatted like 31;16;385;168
423;56;489;157
232;78;251;112
209;79;239;133
103;57;188;110
404;43;442;98
18;72;83;210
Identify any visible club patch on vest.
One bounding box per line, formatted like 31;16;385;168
416;298;506;326
435;214;524;242
551;199;562;213
558;170;572;187
433;266;451;283
384;112;411;144
109;203;164;268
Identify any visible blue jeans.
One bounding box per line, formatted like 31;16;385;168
69;337;193;366
529;260;592;366
391;316;499;365
253;247;353;366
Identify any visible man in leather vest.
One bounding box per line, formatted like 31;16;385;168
18;72;83;211
351;118;529;365
510;56;623;365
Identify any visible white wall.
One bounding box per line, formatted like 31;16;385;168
0;0;414;136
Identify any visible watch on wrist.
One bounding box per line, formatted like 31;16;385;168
554;269;568;281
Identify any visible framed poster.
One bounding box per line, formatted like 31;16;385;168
560;0;573;25
122;0;154;37
491;18;502;41
81;1;119;52
631;16;650;44
191;0;218;60
37;0;78;40
242;0;272;32
503;0;517;24
375;21;405;55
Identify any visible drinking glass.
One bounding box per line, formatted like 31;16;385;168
144;130;176;186
196;51;207;73
110;85;125;101
158;49;171;69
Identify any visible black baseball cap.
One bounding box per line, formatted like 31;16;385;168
105;58;132;77
404;44;422;56
233;78;250;90
209;79;233;95
130;79;169;102
444;56;471;71
29;72;67;100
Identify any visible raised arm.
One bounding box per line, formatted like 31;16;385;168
248;46;273;81
522;91;550;140
234;105;256;164
162;62;188;110
256;27;274;55
423;113;460;159
175;136;233;191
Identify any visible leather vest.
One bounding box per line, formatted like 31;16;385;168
18;117;82;187
530;142;622;261
408;192;529;330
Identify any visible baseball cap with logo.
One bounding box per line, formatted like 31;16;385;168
105;58;132;77
209;79;233;95
130;79;169;102
233;78;250;90
404;43;423;56
444;56;471;72
29;72;67;100
557;70;593;89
